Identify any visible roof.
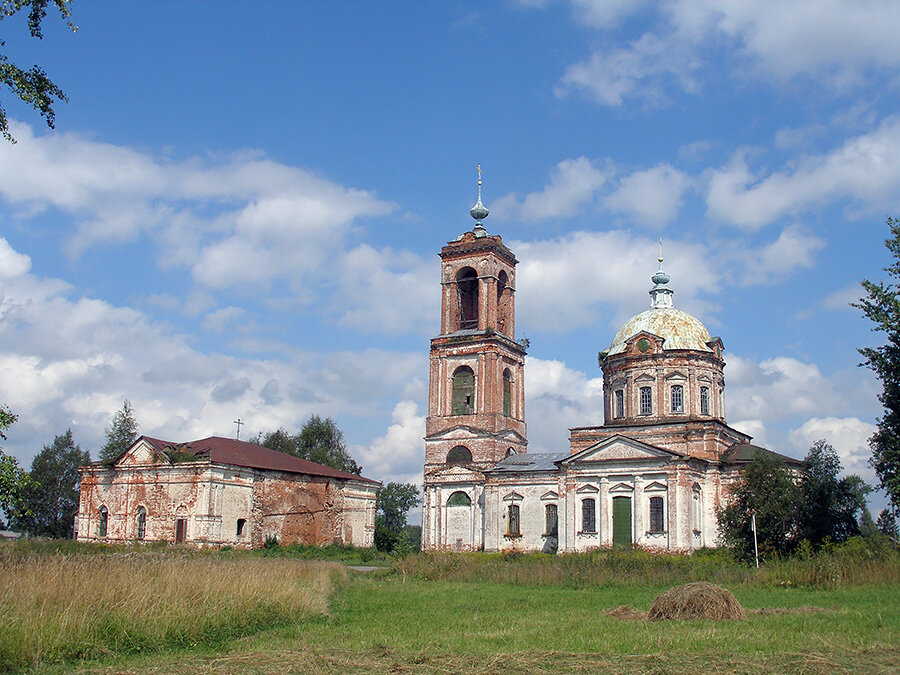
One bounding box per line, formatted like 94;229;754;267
487;452;568;474
608;307;713;355
135;435;380;484
723;443;802;466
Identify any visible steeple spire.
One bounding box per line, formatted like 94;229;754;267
649;238;674;309
469;164;489;235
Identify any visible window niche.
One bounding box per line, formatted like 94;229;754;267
502;369;512;417
451;366;475;415
671;384;684;413
639;386;652;415
700;386;710;416
507;504;521;536
581;498;596;533
649;496;665;533
544;503;558;537
447;491;471;507
446;445;473;464
98;506;108;538
237;518;247;536
135;506;146;540
614;389;625;418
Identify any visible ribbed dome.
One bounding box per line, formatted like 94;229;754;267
608;307;712;356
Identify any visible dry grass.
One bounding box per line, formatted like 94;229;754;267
647;582;746;621
0;550;343;671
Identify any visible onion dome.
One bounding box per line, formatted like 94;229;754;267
470;164;489;236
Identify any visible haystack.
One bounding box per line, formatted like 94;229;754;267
647;582;746;621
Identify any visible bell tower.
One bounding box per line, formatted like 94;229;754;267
423;168;528;477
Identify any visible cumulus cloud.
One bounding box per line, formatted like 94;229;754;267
788;416;876;480
706;118;900;229
0;237;31;279
734;225;825;286
354;400;426;485
605;164;691;227
492;157;613;221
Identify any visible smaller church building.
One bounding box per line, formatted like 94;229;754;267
77;436;379;548
422;180;798;553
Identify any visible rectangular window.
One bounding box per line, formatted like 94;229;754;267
640;387;652;415
507;504;520;536
649;496;664;533
700;386;710;415
671;384;684;413
545;504;558;536
581;498;596;533
615;389;624;418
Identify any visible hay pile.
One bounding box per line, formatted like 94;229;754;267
647;582;746;621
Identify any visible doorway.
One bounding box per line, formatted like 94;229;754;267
175;518;187;544
612;496;632;549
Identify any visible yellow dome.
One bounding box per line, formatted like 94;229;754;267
608;307;712;355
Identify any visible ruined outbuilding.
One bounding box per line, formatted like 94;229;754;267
77;436;379;548
422;183;799;553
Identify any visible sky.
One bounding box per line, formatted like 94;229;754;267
1;1;898;516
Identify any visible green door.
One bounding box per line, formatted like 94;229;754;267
612;496;632;549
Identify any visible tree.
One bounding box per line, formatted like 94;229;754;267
13;429;89;537
98;399;139;466
877;508;898;539
854;217;900;513
718;450;800;561
0;405;32;519
259;415;362;475
1;1;76;142
798;440;869;547
374;482;420;552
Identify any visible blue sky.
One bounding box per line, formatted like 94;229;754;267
1;1;898;514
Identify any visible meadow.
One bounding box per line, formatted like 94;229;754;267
3;539;899;674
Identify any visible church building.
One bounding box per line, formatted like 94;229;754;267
422;177;797;553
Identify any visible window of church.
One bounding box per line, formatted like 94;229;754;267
691;488;702;533
545;504;558;536
451;366;475;415
581;498;596;533
136;506;146;540
615;389;624;418
497;270;509;335
649;496;664;533
671;384;684;413
446;445;472;464
457;267;479;330
447;491;471;507
507;504;521;536
503;369;512;417
700;386;710;415
640;387;652;415
98;506;108;538
237;518;247;536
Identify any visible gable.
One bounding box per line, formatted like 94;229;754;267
428;464;484;482
562;435;681;466
117;439;167;467
540;490;559;500
425;425;527;444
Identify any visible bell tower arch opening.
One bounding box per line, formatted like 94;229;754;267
457;267;479;331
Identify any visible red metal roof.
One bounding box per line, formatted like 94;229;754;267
136;435;379;484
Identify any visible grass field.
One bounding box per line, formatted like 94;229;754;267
4;540;899;674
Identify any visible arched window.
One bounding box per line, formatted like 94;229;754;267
497;270;510;334
447;491;471;507
649;496;664;533
505;447;516;457
700;386;710;415
135;506;146;540
451;366;475;415
507;504;520;536
446;445;472;464
545;503;558;536
457;267;479;330
98;506;108;538
503;369;512;417
615;389;625;418
581;498;596;533
671;384;684;413
640;386;652;415
691;487;702;533
237;518;247;536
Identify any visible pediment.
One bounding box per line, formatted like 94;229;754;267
502;491;524;502
609;482;634;493
576;484;599;494
117;439;167;466
664;370;688;381
561;435;681;466
540;490;559;500
634;373;656;383
428;464;483;481
644;481;668;491
425;425;527;444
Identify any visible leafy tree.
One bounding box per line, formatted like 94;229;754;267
260;415;362;475
798;440;869;547
0;405;32;519
374;482;420;552
13;429;89;537
718;450;800;561
877;508;898;539
1;0;76;142
854;216;900;512
98;399;139;466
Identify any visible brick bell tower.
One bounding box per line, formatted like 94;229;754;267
422;169;528;548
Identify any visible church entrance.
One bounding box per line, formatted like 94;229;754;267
612;496;632;549
175;518;186;544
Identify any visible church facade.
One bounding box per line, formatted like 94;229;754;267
422;186;794;553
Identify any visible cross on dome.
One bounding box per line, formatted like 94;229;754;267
470;163;490;233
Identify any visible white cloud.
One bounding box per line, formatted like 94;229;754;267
605;164;691;227
354;400;426;485
735;226;825;286
202;306;246;333
822;284;862;311
706;118;900;229
493;157;613;221
788;416;876;480
0;238;31;279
